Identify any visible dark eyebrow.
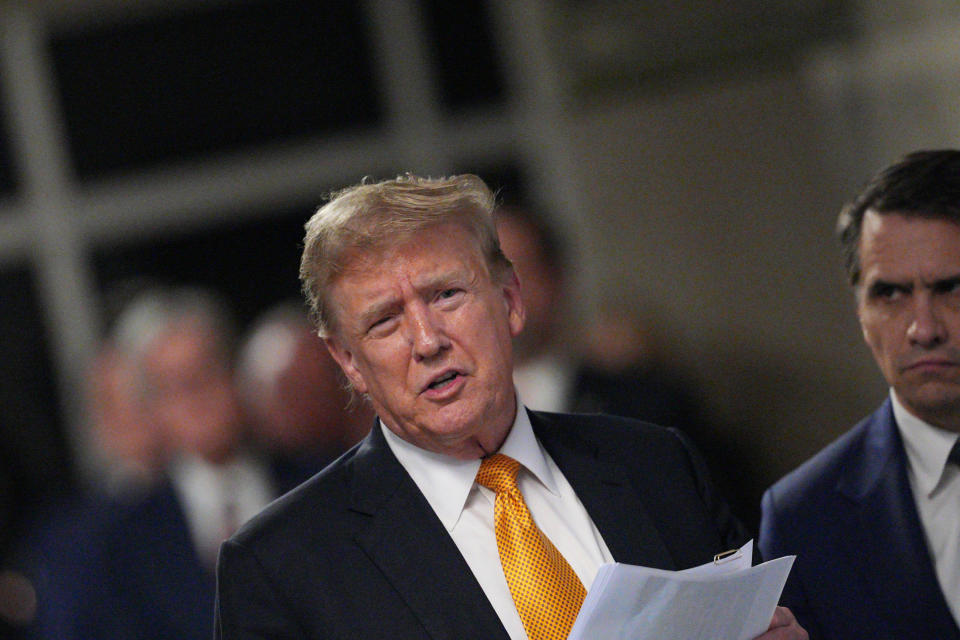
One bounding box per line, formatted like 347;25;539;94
932;275;960;293
865;279;911;298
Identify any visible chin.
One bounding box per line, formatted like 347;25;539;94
907;391;960;424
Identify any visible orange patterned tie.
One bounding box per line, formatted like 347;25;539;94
476;453;586;640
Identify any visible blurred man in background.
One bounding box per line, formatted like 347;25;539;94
72;286;277;640
760;150;960;639
496;204;762;528
236;302;372;490
87;343;167;494
496;204;702;425
24;338;165;639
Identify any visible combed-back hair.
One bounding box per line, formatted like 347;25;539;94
299;174;512;337
837;149;960;285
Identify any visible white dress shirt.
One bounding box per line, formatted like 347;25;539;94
383;394;613;640
891;390;960;625
169;453;276;568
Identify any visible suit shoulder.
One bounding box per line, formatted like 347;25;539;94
764;413;876;515
533;408;682;441
530;410;695;469
230;448;357;551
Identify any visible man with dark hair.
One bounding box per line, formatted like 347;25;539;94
760;150;960;639
215;174;805;639
496;204;701;426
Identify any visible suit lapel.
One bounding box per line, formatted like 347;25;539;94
349;426;509;640
837;402;960;638
530;411;674;570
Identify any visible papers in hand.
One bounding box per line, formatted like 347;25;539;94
568;541;795;640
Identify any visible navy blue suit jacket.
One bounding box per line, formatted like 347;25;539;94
215;410;749;639
73;481;217;640
759;399;960;639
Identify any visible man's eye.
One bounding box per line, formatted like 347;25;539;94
877;286;896;298
436;288;464;303
367;316;395;334
934;278;960;295
870;283;904;300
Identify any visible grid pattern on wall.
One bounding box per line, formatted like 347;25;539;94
0;0;585;490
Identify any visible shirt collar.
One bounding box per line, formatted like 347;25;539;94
381;391;558;531
891;389;960;498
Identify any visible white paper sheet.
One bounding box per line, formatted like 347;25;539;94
568;541;794;640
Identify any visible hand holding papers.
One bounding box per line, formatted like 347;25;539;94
568;541;795;640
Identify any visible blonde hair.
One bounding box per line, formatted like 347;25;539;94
299;174;512;337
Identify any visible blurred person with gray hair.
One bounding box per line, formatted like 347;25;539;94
86;342;166;494
235;302;372;490
71;286;280;640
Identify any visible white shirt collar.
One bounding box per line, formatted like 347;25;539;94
891;389;960;498
168;452;276;563
381;392;559;532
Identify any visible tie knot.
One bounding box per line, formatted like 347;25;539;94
476;453;521;494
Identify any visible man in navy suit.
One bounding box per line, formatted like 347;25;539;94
760;150;960;639
215;174;805;639
71;287;280;640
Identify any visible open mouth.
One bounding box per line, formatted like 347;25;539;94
427;371;459;391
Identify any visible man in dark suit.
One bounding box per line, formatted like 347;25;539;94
760;150;960;639
496;203;764;531
70;287;280;640
215;174;805;639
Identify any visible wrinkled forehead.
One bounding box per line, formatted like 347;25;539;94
322;223;495;330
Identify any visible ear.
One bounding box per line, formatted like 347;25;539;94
324;336;369;394
502;269;526;337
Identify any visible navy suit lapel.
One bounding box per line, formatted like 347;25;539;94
349;426;509;640
837;402;960;638
530;411;674;570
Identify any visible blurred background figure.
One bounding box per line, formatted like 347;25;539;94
67;286;278;640
86;343;166;495
20;335;165;640
496;204;762;528
236;302;373;491
496;204;702;426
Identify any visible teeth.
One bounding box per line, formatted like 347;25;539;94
430;372;456;389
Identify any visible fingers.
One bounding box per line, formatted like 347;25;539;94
769;606;795;628
758;607;808;640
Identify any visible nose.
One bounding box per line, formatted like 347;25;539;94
406;300;449;360
907;294;947;348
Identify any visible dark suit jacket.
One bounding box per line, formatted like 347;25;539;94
215;410;749;639
759;399;960;640
21;491;126;640
73;481;217;640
